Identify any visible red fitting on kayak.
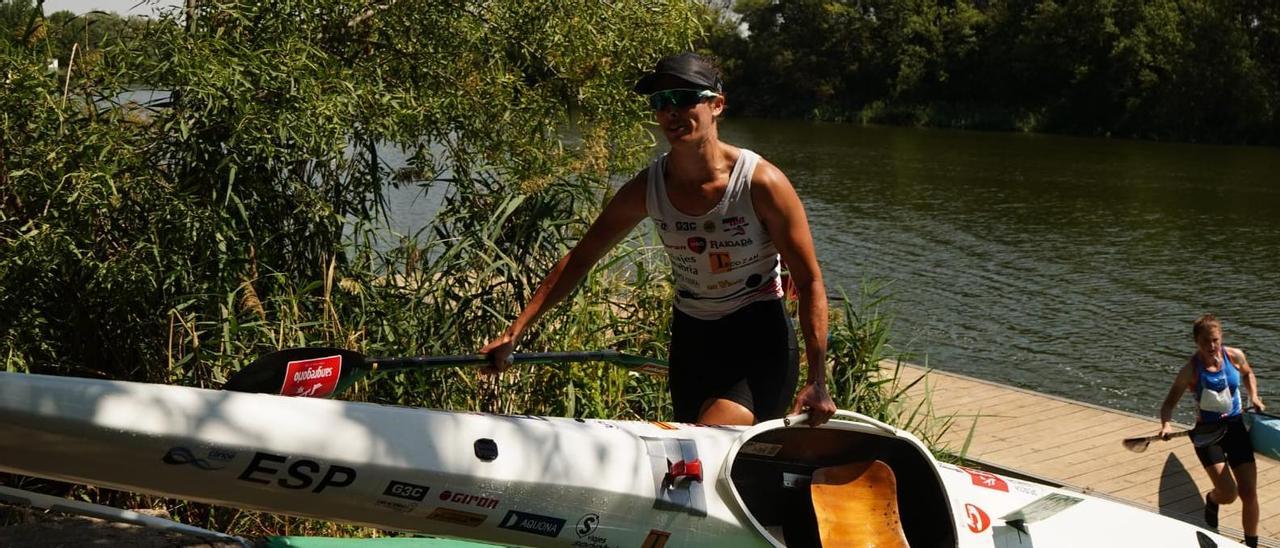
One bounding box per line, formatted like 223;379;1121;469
665;459;703;484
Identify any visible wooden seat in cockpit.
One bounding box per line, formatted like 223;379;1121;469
810;460;909;547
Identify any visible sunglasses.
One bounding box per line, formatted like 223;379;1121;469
647;88;720;111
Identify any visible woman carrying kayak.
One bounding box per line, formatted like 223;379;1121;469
1157;314;1265;547
481;52;836;427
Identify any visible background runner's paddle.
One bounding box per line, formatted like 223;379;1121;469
224;347;668;398
1122;422;1228;453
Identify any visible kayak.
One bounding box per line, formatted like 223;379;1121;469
1245;411;1280;462
0;371;1243;547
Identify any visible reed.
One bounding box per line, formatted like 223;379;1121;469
0;0;948;538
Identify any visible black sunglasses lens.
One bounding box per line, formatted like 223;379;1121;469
649;90;705;110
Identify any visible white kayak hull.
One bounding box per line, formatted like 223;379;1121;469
0;372;1242;547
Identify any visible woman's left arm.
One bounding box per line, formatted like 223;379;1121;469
751;159;837;426
1233;347;1265;411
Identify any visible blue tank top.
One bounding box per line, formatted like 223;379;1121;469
1193;350;1241;423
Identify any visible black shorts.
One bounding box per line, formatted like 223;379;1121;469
668;298;800;423
1194;416;1255;468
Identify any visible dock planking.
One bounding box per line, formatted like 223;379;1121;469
892;362;1280;544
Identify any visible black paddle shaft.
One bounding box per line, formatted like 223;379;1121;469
223;347;662;397
367;350;627;372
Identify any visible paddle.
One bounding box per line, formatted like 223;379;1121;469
1122;422;1228;453
223;347;668;399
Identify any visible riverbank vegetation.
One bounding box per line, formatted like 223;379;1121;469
704;0;1280;144
2;0;926;537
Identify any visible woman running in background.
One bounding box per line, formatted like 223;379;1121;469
1158;313;1265;547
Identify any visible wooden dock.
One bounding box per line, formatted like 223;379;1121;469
892;362;1280;544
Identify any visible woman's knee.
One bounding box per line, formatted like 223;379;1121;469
1214;488;1239;505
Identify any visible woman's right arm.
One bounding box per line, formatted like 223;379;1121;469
480;172;649;372
1158;362;1195;437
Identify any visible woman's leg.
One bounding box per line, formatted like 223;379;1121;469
698;397;754;426
1204;461;1239;505
1233;460;1259;537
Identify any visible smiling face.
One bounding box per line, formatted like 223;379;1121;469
649;76;724;146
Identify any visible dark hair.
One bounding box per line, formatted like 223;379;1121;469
1192;313;1221;340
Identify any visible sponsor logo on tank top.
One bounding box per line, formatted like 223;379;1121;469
722;216;748;236
687;237;706;254
662;242;686;252
655;220;668;231
672;271;699;286
675;221;697;231
702;220;716;233
709;252;761;274
710;237;752;249
671;257;699;277
705;277;744;291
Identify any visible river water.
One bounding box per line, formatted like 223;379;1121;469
717;119;1280;417
385;119;1280;417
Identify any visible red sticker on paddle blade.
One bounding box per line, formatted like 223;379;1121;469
280;355;342;398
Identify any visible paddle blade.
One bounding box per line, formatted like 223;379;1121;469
223;347;366;398
1121;437;1152;453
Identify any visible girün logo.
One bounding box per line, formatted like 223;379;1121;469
438;489;499;509
499;510;566;538
237;451;356;493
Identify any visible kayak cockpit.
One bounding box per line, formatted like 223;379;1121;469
727;417;957;547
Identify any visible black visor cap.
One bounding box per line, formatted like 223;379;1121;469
633;52;722;95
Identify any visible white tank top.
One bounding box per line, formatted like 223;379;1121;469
645;148;783;320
